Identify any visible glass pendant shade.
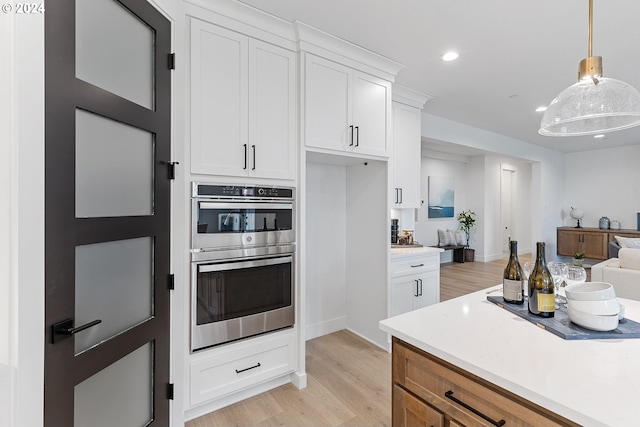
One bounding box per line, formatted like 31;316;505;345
539;77;640;136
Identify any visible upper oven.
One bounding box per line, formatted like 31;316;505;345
191;183;295;254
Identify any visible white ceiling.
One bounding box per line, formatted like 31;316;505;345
237;0;640;154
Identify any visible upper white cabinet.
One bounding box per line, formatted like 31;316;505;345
297;22;404;160
391;87;432;208
190;19;296;179
305;54;391;157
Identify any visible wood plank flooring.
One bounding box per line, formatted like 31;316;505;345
186;255;523;427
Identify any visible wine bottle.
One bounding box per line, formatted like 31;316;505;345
528;242;554;317
503;240;524;304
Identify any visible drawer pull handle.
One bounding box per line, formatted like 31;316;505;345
235;362;261;374
444;390;505;427
410;263;424;268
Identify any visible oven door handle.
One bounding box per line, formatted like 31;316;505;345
199;202;293;210
198;255;293;273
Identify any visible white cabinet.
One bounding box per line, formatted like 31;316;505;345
391;102;422;208
190;19;296;179
189;330;296;407
390;252;440;318
304;54;391;157
391;87;431;208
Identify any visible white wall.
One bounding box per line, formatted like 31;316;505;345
421;113;564;259
563;144;640;230
413;155;468;262
305;163;348;339
412;152;533;263
2;10;45;427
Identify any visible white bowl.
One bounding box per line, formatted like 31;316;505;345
567;307;619;331
564;282;617;301
566;298;620;316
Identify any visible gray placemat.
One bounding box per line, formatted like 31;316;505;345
487;295;640;340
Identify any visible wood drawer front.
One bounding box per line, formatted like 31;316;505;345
393;384;444;427
392;255;438;277
190;333;295;405
393;340;577;427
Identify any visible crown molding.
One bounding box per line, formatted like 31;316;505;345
393;85;433;109
295;21;405;81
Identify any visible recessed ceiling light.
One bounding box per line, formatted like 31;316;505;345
593;134;606;138
535;106;547;112
442;51;459;62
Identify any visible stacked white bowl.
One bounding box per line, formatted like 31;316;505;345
564;282;623;331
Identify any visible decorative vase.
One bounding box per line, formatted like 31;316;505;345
573;258;584;266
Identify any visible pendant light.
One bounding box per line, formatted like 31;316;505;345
539;0;640;136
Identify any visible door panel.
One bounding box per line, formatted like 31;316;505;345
44;1;171;425
75;0;154;109
75;109;154;217
74;237;154;354
74;342;153;427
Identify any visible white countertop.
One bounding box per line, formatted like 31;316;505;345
391;246;443;258
380;285;640;427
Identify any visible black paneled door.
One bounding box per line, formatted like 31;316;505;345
44;1;172;425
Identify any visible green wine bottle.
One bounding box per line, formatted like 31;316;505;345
528;242;554;317
503;240;524;304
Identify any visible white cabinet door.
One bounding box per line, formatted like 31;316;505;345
352;71;390;157
392;102;421;208
305;54;351;152
414;270;440;310
191;20;248;176
390;271;439;317
304;54;390;157
248;39;296;180
390;276;421;318
191;20;296;179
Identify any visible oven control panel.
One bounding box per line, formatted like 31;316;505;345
193;183;293;200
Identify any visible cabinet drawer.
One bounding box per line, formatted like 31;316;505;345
392;255;438;277
393;384;443;427
190;332;295;406
392;339;578;427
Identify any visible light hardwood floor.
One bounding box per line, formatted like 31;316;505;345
186;255;525;427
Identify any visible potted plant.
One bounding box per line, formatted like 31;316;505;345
457;209;477;262
573;252;585;266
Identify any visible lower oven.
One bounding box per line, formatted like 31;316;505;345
191;245;295;351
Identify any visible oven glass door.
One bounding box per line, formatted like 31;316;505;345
196;202;293;234
196;255;292;325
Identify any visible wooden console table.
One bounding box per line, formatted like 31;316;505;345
557;227;640;260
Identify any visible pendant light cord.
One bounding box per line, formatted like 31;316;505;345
588;0;593;58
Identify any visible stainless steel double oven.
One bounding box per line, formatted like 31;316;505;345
190;183;295;351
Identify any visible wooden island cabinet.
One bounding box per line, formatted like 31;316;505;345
392;338;579;427
557;227;640;260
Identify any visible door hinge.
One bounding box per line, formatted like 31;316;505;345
167;383;174;400
167;161;179;180
168;53;176;70
168;274;175;290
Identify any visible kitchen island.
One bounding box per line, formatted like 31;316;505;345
380;285;640;426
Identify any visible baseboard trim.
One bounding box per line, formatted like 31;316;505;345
290;371;307;389
305;316;346;341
